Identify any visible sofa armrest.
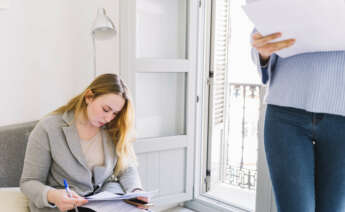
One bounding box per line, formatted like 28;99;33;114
0;187;29;212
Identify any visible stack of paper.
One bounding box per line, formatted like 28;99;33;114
83;190;158;212
85;190;158;202
242;0;345;57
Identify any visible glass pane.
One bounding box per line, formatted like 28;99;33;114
206;0;261;210
135;73;186;138
136;0;187;59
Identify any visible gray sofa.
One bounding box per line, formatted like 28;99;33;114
0;121;37;187
0;121;38;211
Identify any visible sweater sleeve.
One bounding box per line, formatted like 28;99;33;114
19;122;56;209
118;165;143;193
250;28;278;85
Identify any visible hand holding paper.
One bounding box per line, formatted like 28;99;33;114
243;0;345;57
252;32;296;63
83;190;158;212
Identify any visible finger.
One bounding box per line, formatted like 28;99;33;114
136;196;149;203
75;195;87;201
71;196;83;206
71;191;81;198
137;204;149;209
273;39;296;51
62;197;77;205
253;32;282;48
69;191;87;205
138;197;149;202
258;39;295;56
265;39;295;52
71;190;86;201
61;202;75;211
76;198;88;206
252;32;263;40
75;200;82;207
81;198;88;204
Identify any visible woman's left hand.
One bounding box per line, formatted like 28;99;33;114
132;189;150;209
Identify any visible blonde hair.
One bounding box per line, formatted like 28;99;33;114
53;73;136;176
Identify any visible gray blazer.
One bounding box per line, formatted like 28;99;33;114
20;111;143;212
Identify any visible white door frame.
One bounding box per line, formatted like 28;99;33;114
119;0;200;207
186;0;275;211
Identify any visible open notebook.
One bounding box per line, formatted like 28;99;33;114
81;190;158;212
85;190;157;201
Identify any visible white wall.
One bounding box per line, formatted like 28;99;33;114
0;0;119;126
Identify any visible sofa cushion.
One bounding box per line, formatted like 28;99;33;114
0;187;29;212
0;121;37;187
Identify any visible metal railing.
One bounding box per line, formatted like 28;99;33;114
224;165;257;190
222;83;264;191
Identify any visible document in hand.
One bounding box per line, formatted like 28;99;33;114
82;200;152;212
82;190;158;212
242;0;345;57
85;190;158;201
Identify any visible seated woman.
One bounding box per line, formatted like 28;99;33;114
20;73;150;212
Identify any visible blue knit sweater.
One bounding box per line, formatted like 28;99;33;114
252;49;345;117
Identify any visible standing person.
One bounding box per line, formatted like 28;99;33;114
252;31;345;212
20;73;151;212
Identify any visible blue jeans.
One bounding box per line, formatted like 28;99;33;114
264;104;345;212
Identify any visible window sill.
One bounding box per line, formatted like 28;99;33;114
206;183;255;211
184;194;253;212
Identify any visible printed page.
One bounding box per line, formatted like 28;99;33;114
83;200;149;212
86;190;158;201
243;0;345;57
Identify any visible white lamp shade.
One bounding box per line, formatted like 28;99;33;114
91;8;116;39
91;8;116;78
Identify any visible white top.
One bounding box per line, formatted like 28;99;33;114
80;131;104;170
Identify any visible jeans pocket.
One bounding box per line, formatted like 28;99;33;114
266;104;310;126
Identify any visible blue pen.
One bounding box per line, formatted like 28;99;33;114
64;179;79;212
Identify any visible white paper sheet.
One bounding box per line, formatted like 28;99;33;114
242;0;345;57
83;200;150;212
83;190;157;211
85;190;158;201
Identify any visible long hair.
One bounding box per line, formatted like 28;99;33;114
53;73;136;176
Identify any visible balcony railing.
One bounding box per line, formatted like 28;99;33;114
224;165;257;191
222;83;264;191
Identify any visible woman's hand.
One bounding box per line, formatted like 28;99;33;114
252;32;296;64
131;189;151;209
135;196;150;209
47;189;88;211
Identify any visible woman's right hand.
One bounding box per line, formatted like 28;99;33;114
47;189;88;211
252;32;296;64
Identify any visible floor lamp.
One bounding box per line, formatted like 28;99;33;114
91;8;116;78
0;0;10;9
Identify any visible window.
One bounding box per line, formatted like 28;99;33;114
198;0;263;211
